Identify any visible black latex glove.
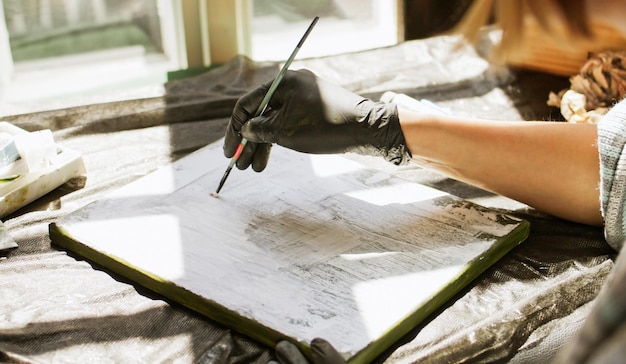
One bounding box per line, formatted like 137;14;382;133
224;69;411;172
269;339;346;364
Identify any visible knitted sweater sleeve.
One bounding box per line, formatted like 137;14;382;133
597;98;626;251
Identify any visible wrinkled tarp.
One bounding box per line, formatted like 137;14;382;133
0;34;616;363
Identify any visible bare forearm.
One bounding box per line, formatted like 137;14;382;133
398;108;602;226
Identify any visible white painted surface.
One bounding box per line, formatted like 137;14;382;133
58;140;526;359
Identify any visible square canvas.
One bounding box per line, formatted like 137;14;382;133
50;140;529;363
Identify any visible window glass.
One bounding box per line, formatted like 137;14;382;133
250;0;399;61
3;0;163;62
0;0;181;107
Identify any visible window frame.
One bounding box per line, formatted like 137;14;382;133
0;0;405;102
0;0;186;95
197;0;404;66
0;1;14;92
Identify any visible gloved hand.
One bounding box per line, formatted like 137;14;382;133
224;69;411;172
269;338;346;364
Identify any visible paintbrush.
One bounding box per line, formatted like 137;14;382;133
215;16;319;194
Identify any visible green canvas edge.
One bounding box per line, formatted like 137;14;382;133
48;223;298;352
349;218;530;364
49;217;530;363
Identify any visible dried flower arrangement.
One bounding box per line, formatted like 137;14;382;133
548;50;626;123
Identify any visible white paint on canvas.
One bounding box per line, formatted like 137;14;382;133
58;140;525;359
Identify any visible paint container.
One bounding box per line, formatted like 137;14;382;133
14;129;56;172
0;132;19;168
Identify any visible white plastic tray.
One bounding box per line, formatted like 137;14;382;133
0;122;86;218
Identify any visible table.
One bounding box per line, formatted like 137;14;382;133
0;34;615;363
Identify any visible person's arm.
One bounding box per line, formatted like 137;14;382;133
226;70;603;226
398;108;602;226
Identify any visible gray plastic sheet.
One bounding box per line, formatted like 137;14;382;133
0;34;617;363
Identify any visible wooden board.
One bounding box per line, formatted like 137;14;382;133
505;18;626;76
50;140;529;363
